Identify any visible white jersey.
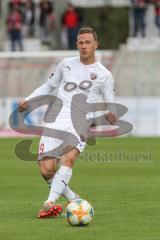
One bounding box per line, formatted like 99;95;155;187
25;57;115;158
47;57;115;117
26;56;115;118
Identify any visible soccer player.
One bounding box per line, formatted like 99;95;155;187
18;27;117;218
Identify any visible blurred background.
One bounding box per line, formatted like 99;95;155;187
0;0;160;137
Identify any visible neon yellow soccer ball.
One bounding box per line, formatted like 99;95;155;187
66;199;94;226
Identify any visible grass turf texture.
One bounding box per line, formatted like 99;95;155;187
0;137;159;240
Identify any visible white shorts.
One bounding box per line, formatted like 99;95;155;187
38;117;89;160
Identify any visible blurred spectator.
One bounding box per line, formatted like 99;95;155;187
23;0;35;38
8;0;22;12
39;0;55;47
153;0;160;35
61;3;82;49
131;0;148;37
7;4;23;51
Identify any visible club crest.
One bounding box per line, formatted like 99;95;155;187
90;72;97;80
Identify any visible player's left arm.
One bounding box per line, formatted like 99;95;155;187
101;73;118;125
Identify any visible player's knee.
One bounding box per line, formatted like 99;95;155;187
40;167;56;180
61;148;79;167
39;162;57;180
38;157;58;180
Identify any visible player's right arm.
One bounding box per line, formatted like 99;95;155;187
18;61;63;112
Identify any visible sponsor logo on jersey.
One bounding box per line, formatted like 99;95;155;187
64;82;77;91
90;72;97;80
64;80;92;92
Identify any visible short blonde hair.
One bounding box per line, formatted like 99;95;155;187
77;27;98;41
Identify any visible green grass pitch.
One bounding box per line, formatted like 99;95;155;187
0;137;160;240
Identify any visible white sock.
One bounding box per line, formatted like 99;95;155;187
47;166;72;203
46;178;78;201
62;185;78;201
